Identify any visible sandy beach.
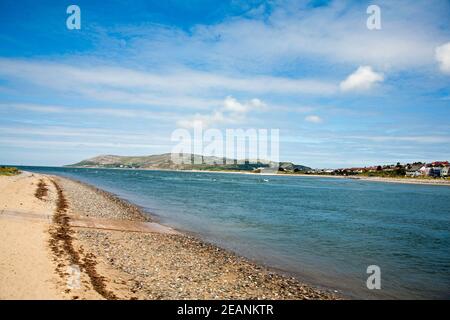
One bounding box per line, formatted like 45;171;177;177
0;171;337;300
344;176;450;186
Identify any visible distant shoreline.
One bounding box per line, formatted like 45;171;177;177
65;165;450;186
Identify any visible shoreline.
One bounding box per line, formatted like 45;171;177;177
55;174;344;295
0;171;339;299
53;173;340;299
65;165;450;186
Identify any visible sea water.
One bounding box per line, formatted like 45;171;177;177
19;166;450;299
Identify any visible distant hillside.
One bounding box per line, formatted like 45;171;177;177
66;153;311;172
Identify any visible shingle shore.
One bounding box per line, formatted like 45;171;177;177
53;175;338;300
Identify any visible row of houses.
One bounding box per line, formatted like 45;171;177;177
309;161;450;178
405;161;449;178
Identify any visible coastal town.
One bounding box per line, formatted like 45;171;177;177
63;154;450;182
306;161;450;179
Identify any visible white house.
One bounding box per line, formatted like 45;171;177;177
442;166;449;177
405;164;423;177
419;166;430;176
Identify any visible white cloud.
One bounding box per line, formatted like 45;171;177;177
177;96;266;128
344;135;450;144
177;111;225;129
305;115;323;124
0;58;337;110
222;96;266;113
0;123;171;152
0;103;178;121
340;66;384;92
0;138;159;149
435;42;450;74
223;96;248;113
108;1;449;73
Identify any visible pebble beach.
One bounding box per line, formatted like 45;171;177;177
0;172;337;300
55;175;337;300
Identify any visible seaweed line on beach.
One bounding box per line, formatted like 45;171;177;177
34;179;48;200
48;179;117;300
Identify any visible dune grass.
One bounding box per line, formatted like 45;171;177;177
0;166;20;176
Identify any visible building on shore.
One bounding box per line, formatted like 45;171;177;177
441;166;449;177
405;163;423;177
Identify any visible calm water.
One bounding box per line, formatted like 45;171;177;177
19;166;450;299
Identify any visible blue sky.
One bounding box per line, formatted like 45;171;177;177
0;0;449;168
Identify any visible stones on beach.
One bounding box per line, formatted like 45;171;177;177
55;176;337;300
75;228;336;300
54;177;150;222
